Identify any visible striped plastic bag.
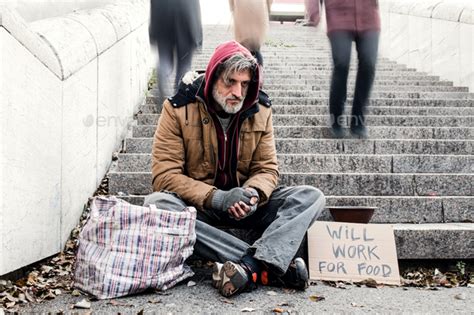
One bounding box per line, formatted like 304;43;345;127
74;196;196;299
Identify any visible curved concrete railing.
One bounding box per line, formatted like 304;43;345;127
379;0;473;91
0;0;150;275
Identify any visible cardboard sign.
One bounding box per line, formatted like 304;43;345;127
307;221;400;285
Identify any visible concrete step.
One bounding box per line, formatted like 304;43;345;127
265;73;440;80
264;84;469;92
264;90;474;99
145;96;473;109
124;138;474;156
194;56;397;63
132;125;473;139
263;70;433;76
193;63;413;72
138;104;474;116
266;98;473;107
114;153;473;174
262;79;454;86
137;113;472;127
270;105;474;116
116;194;472;224
108;171;472;197
392;223;473;259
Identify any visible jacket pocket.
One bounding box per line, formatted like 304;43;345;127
239;130;261;162
184;139;213;180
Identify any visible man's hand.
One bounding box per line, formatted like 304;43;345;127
227;187;259;220
211;187;260;220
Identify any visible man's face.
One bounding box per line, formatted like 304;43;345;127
212;69;251;114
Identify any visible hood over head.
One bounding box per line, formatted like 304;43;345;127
204;40;260;113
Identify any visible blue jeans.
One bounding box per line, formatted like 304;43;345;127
328;31;379;129
144;185;325;275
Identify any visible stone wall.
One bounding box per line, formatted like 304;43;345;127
379;0;473;91
0;0;150;275
0;0;117;22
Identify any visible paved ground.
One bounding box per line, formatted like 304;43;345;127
18;266;473;314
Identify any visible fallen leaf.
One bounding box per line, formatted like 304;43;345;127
5;301;16;309
17;293;27;303
335;282;347;289
359;278;379;288
351;302;364;308
148;299;162;304
267;290;278;296
108;299;134;307
241;307;256;312
273;307;285;313
309;295;325;302
23;290;36;303
71;289;81;296
187;280;197;287
454;293;466;300
5;293;19;303
73;298;91;309
40;265;54;274
221;299;234;304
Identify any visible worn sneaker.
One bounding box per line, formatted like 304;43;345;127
212;261;253;297
260;257;309;290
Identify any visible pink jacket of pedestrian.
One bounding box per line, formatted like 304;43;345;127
308;0;381;33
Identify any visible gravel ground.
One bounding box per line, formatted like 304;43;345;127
17;268;473;314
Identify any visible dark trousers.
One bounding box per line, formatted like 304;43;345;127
328;31;379;128
156;40;194;102
144;185;325;275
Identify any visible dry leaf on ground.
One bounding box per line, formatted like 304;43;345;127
272;307;286;313
241;307;256;312
73;298;91;309
309;295;325;302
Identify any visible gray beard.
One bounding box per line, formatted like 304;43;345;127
212;86;244;114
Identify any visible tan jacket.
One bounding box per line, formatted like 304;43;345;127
229;0;273;51
151;99;279;211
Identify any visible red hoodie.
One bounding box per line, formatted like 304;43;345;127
203;41;261;190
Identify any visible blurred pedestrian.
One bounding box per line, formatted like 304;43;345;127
149;0;203;106
302;0;320;26
228;0;272;66
311;0;380;138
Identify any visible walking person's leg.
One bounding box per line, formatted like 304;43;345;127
156;41;174;107
351;31;380;138
175;41;195;92
328;31;353;138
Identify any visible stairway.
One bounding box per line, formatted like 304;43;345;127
108;24;473;260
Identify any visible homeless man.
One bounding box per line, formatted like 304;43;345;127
144;41;325;297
